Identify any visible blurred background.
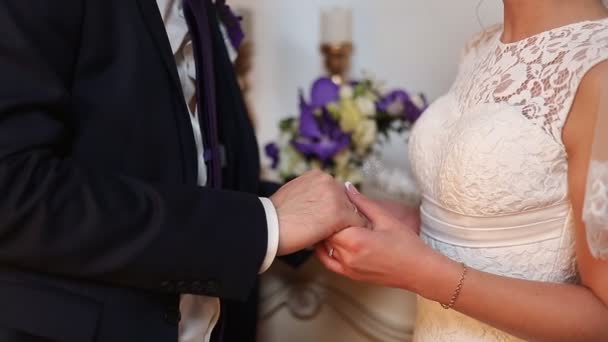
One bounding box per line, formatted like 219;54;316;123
225;1;504;341
232;0;502;167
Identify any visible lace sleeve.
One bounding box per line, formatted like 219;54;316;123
583;82;608;260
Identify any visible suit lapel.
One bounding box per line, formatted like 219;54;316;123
135;0;199;184
135;0;185;100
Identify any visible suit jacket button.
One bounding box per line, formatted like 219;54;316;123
161;281;175;292
192;281;203;292
176;281;187;292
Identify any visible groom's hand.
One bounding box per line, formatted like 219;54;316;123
315;183;428;290
270;170;367;256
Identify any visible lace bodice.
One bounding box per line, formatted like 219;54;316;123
453;20;608;143
409;19;608;342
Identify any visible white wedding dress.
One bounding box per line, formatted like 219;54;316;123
408;19;608;341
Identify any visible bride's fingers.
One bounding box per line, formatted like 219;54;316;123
328;226;373;251
341;198;370;229
345;182;386;228
315;245;346;276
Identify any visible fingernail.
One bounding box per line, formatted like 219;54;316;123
345;182;359;194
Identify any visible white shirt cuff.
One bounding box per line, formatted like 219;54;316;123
258;197;279;273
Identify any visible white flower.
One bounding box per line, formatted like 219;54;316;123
386;101;405;116
355;96;377;116
335;167;363;185
339;85;354;100
410;94;426;110
339;98;364;132
352;119;378;155
333;149;351;169
333;155;363;184
279;144;308;177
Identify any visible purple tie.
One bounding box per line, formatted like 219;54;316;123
215;0;245;50
182;0;222;188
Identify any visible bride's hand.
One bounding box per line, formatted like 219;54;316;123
317;183;438;291
373;199;421;235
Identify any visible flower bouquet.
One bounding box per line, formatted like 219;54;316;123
265;76;427;185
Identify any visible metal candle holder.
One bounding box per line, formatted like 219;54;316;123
320;42;353;85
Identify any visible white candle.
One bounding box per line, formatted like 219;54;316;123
321;7;353;44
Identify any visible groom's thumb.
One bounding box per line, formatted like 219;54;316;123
345;182;386;228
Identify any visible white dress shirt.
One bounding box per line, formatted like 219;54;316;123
155;1;279;341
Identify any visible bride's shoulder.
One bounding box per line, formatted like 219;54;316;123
463;23;502;56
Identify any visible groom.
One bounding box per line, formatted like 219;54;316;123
0;1;365;342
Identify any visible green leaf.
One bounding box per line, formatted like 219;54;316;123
279;117;297;133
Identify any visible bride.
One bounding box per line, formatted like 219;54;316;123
317;0;608;341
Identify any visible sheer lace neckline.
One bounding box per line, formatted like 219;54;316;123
454;18;608;143
497;17;608;47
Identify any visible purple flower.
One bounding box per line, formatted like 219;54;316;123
265;143;280;169
377;90;409;114
298;91;322;139
404;93;428;122
310;77;340;108
293;96;350;163
377;90;428;123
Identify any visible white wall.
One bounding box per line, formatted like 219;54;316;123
230;0;503;167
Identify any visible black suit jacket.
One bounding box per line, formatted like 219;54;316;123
0;1;273;341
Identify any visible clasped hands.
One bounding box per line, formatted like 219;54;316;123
271;170;431;291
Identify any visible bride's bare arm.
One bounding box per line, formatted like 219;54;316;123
317;63;608;342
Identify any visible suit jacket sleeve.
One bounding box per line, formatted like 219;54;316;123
258;181;281;198
0;1;267;301
257;181;312;268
